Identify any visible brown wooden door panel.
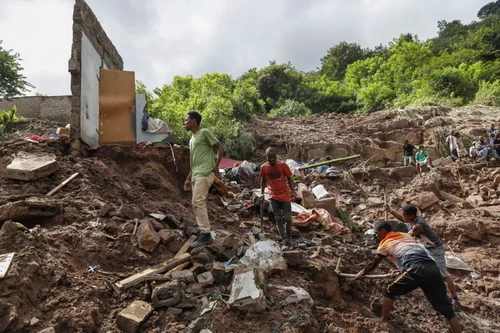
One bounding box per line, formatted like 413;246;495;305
99;69;136;144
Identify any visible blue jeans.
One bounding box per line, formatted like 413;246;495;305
480;147;500;161
270;199;292;240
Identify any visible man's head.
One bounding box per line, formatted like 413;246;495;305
491;124;495;129
265;147;277;165
418;146;424;152
402;204;418;222
184;111;202;132
404;139;409;145
455;132;460;138
450;130;455;136
374;220;392;241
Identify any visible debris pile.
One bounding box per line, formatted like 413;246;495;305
0;107;499;332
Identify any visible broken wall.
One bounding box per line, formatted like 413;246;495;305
68;0;124;150
0;96;71;123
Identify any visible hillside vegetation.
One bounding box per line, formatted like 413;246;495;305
137;1;500;158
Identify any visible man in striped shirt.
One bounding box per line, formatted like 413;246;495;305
356;221;461;333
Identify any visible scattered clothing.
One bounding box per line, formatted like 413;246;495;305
146;117;172;134
294;208;350;235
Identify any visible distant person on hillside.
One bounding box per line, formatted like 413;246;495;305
386;204;461;312
476;136;500;161
402;139;416;166
494;133;500;155
487;123;496;135
445;130;459;161
260;147;297;245
415;146;432;176
184;111;224;248
454;133;467;159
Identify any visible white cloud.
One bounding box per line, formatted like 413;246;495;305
0;0;490;96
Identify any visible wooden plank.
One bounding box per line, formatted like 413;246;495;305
0;253;15;279
439;190;466;203
47;173;79;196
175;235;196;258
164;262;190;278
115;253;190;290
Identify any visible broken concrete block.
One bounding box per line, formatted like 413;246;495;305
158;229;176;245
228;268;266;312
186;283;204;295
366;197;384;207
197;272;214;286
37;328;55;333
116;300;153;333
211;261;234;285
136;219;160;252
119;205;145;220
411;191;439;210
240;240;287;274
151;281;181;308
5;154;59;181
171;270;195;283
166;307;182;316
282;250;303;266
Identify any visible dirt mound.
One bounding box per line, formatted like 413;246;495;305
0;112;500;332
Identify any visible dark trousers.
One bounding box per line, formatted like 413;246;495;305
270;199;292;240
385;262;455;320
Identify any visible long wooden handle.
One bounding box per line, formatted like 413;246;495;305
297;154;361;170
384;186;388;221
47;172;79;196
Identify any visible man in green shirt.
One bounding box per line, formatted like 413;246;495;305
184;111;224;248
415;146;432;176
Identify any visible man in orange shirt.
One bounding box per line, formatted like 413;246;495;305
260;147;297;243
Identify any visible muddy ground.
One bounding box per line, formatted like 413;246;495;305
0;108;500;333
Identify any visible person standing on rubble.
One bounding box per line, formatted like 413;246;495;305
386;204;461;311
184;111;224;248
355;221;462;333
402;139;416;166
415;146;432;176
260;147;297;244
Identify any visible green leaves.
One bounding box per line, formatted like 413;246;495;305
0;41;34;99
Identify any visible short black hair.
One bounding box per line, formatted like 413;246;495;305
404;139;408;143
402;204;418;216
187;111;202;126
265;147;277;155
375;220;392;232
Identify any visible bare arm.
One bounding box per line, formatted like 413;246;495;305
408;223;424;237
261;176;267;196
213;142;224;170
287;177;296;197
357;256;383;277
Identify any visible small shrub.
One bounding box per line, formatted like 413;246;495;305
474;80;500;106
268;99;312;118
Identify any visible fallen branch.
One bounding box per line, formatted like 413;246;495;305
47;172;79;196
297;155;361;170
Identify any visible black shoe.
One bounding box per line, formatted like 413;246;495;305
190;232;213;248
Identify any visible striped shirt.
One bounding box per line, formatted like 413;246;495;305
377;232;434;271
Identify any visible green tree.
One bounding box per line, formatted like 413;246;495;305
0;41;34;99
320;42;368;81
478;0;500;19
257;61;302;111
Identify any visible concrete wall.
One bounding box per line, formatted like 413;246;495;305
0;96;71;124
69;0;124;151
80;33;107;148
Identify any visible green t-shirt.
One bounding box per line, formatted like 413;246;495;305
189;128;219;182
415;151;429;162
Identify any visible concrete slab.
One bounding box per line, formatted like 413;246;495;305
228;269;266;312
115;300;153;333
5;154;59;181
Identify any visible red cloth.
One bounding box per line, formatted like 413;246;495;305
219;157;240;169
260;161;292;202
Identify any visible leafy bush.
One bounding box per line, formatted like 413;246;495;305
268;100;312;118
475;80;500;106
0;106;24;133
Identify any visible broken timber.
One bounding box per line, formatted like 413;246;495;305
115;253;190;290
297;155;361;170
47;172;79;196
335;257;391;279
163;235;196;277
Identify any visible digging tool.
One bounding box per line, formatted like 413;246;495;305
384;185;388;221
260;198;264;229
335;257;391;279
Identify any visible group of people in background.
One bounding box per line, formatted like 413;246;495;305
403;123;500;175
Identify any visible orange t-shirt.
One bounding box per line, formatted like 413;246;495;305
260;161;292;202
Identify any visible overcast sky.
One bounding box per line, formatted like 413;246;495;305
0;0;490;96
